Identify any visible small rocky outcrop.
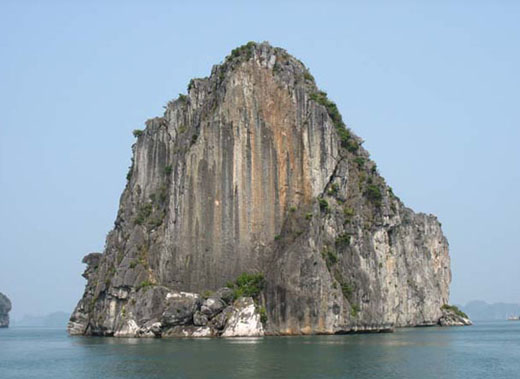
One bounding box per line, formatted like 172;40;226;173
0;292;11;328
438;305;472;326
222;297;264;337
69;42;462;337
69;282;265;337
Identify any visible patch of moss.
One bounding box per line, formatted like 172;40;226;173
202;290;214;299
350;304;360;318
335;233;351;248
341;282;354;300
318;197;329;213
322;248;338;267
259;306;268;324
343;206;355;218
136;280;154;291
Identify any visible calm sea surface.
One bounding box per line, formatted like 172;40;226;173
0;321;518;378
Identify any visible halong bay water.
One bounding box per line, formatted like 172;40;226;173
1;321;519;378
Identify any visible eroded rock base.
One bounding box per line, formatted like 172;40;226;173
68;286;264;338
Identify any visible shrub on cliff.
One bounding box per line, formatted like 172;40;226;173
365;184;383;206
227;273;264;300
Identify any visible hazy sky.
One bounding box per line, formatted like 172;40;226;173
1;1;518;320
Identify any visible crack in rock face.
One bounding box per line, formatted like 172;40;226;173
67;41;460;338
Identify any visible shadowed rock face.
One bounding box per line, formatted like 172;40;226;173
0;292;11;328
69;42;452;337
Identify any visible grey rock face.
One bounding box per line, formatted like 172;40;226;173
193;311;209;326
162;292;201;326
0;292;11;328
216;288;234;305
209;306;235;330
201;297;226;318
69;42;458;337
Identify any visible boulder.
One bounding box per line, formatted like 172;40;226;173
221;297;264;337
201;296;226;317
209;306;235;330
161;292;201;326
137;322;162;337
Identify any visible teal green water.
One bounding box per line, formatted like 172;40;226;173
1;322;518;378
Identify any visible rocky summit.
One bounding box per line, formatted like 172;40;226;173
0;292;11;328
69;42;467;338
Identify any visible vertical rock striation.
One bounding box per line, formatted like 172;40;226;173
0;292;11;328
69;42;455;337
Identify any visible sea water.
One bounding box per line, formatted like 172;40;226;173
1;321;519;378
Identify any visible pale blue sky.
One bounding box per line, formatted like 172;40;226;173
1;1;518;320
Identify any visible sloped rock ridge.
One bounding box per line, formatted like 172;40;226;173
69;42;464;337
0;292;11;328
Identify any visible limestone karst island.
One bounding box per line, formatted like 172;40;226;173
0;293;12;328
68;42;471;338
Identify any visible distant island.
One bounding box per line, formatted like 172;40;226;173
14;311;70;328
0;292;11;327
460;301;520;321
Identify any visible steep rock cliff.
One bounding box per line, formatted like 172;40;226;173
69;42;453;337
0;292;11;327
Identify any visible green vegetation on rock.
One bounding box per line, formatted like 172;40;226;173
229;41;256;60
318;197;329;213
350;304;360;318
136;280;154;291
309;90;359;153
335;233;351;248
441;304;469;319
227;273;265;300
259;306;268;324
365;184;383;206
322;248;338;267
